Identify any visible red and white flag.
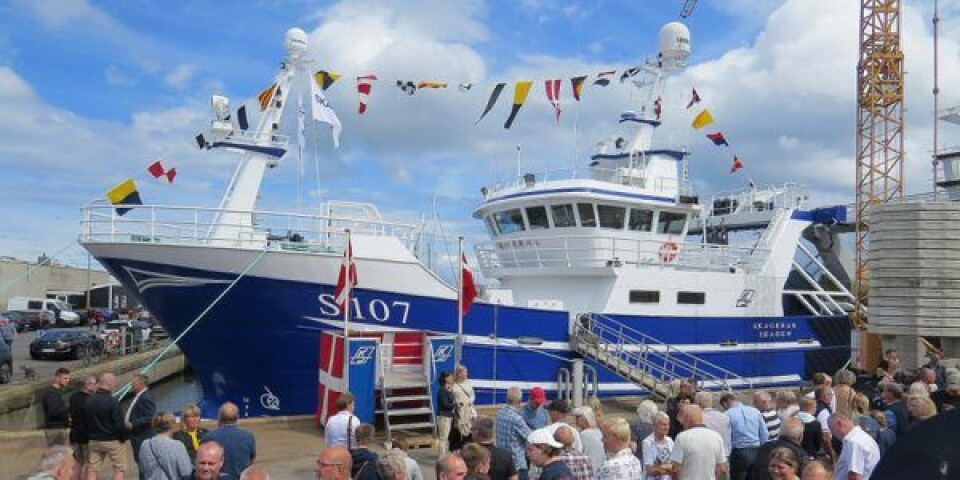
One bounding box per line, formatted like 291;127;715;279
147;160;176;183
357;75;377;114
460;254;477;316
333;239;358;312
545;79;562;122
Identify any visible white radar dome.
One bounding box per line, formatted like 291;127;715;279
285;27;309;59
658;22;691;65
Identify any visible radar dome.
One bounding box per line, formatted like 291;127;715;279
658;22;691;65
285;27;309;59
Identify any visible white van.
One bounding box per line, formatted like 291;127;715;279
6;297;80;326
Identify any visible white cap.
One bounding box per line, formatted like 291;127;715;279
571;406;596;428
527;427;563;449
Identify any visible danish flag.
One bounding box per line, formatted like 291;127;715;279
461;254;477;316
333;239;358;312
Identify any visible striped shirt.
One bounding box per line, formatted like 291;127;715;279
559;448;594;480
761;409;781;440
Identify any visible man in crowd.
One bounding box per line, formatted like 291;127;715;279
804;374;834;411
374;450;406;480
0;315;16;348
696;392;731;457
202;402;256;479
521;387;548;430
571;406;605;474
554;425;593;480
27;445;75;480
723;393;768;480
314;446;352;480
828;413;880;480
813;386;836;463
496;387;533;480
879;383;909;438
747;417;807;480
753;391;781;441
800;460;832;480
324;393;359;449
597;417;642;479
239;465;271;480
194;441;225;480
349;423;379;480
42;368;71;446
68;375;97;479
931;369;960;412
85;372;126;480
436;453;468;480
472;416;518;480
125;373;156;478
795;397;825;461
546;399;581;452
925;351;948;390
671;405;727;480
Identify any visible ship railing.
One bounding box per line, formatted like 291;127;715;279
483;166;678;196
785;242;858;317
701;183;808;218
571;313;752;395
475;233;769;274
79;203;421;252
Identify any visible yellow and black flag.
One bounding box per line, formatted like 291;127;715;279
504;81;533;129
258;83;278;111
571;75;587;101
314;70;342;91
106;179;142;216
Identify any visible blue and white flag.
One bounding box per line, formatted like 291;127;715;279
310;76;342;148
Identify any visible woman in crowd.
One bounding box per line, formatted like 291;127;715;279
436;371;456;454
461;442;492;480
630;400;658;460
906;394;938;429
641;412;674;480
851;393;880;441
172;403;208;462
451;365;477;451
776;390;799;420
833;369;857;416
767;447;801;480
139;411;193;480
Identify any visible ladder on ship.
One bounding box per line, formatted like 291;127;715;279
570;313;752;400
378;333;437;449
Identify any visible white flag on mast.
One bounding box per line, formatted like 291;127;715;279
310;75;342;148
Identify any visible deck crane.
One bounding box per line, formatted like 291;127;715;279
680;0;698;18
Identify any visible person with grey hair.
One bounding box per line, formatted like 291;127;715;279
747;418;807;480
572;406;604;474
495;386;532;480
375;450;407;480
630;399;658;460
828;412;879;480
697;391;731;457
641;412;674;480
753;391;781;441
239;465;271;480
28;445;75;480
471;416;517;480
436;453;468;480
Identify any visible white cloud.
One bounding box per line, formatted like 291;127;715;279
163;64;195;89
20;0;116;29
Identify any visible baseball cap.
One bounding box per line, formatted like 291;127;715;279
530;387;547;405
527;427;563;448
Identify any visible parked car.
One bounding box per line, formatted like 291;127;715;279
1;310;54;331
0;338;11;383
30;329;105;360
5;297;80;326
85;307;119;324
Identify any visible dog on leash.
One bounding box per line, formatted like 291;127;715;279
21;365;37;381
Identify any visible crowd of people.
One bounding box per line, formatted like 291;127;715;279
26;348;960;479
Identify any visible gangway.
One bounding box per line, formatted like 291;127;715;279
570;313;752;399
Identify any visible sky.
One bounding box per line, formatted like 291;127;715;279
1;0;960;270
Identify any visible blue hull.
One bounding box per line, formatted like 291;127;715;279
98;256;850;417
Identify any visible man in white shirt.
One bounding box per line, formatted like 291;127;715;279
670;405;727;480
695;392;731;457
828;412;880;480
325;393;360;449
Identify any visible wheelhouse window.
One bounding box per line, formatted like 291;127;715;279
526;206;550;230
551;204;577;228
677;291;705;305
657;211;687;235
484;216;499;236
597;205;626;230
577;203;597;227
493;209;526;234
629;290;660;303
628;208;654;232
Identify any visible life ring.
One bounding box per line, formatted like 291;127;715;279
106;331;122;350
659;241;679;263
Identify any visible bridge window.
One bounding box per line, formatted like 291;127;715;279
526;206;550;230
577;203;597;227
550;204;577;228
628;208;654;231
677;291;705;304
493;209;526;234
657;211;687;235
484;216;499;236
597;205;626;229
629;290;660;303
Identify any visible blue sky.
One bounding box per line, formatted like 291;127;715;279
0;0;959;268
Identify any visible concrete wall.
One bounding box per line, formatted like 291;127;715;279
868;202;960;367
0;258;110;310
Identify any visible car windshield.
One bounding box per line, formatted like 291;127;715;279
39;330;77;340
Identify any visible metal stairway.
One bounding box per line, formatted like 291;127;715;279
571;313;752;399
378;333;436;448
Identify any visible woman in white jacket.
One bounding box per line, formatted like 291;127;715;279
450;365;477;451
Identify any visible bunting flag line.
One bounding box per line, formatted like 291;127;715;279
356;75;377;114
545;79;562;122
459;83;473;91
417;81;448;89
314;70;342;91
504;81;533;129
706;132;729;146
147;161;176;183
237;105;249;131
653;97;662;121
476;83;506;124
571;75;587;101
620;67;641;83
594;71;615;86
730;155;744;173
686;88;701;109
106;179;142;216
311;72;342;148
397;81;417;96
691;108;714;129
257;83;277;111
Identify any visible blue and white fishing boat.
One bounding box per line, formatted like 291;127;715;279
80;24;854;417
